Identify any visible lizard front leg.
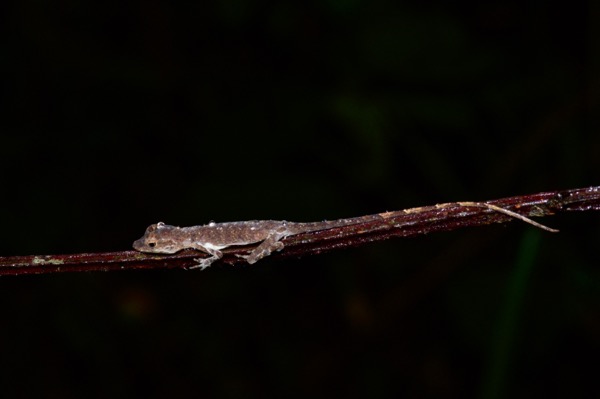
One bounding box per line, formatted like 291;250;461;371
188;244;224;270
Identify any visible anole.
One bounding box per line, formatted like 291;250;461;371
132;202;557;270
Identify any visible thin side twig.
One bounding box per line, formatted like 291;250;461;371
1;186;599;276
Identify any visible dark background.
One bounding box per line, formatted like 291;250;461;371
1;0;599;397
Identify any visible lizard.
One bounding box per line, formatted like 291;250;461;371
132;201;558;270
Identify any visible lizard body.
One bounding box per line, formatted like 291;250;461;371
132;215;384;269
132;202;557;270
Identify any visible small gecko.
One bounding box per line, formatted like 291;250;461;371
132;202;557;270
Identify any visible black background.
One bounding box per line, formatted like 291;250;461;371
1;0;599;397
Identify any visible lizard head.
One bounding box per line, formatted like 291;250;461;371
133;222;182;254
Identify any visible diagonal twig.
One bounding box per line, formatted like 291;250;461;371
1;186;599;276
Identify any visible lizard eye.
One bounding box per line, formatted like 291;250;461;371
148;242;156;248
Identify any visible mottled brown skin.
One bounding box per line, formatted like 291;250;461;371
133;202;556;270
132;216;384;269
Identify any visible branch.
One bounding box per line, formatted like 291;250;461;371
2;186;599;276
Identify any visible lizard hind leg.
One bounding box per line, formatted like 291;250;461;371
244;233;286;264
